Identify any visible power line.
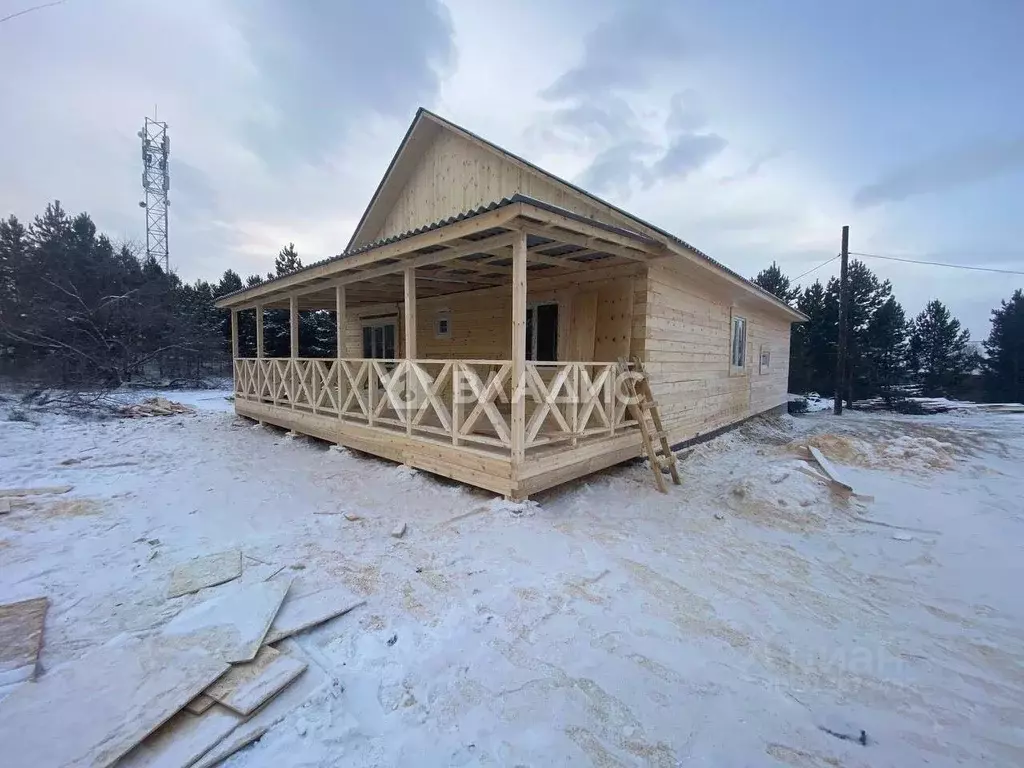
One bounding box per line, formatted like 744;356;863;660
793;254;840;281
850;251;1024;277
0;0;66;25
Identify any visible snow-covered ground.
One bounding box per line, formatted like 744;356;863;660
1;393;1023;766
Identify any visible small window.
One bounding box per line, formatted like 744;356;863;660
759;346;771;374
731;316;747;368
435;314;450;339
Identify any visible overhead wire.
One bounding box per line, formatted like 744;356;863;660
792;254;840;281
849;251;1024;277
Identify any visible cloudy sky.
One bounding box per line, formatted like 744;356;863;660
1;0;1021;336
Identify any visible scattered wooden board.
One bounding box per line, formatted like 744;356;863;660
192;641;326;768
167;551;243;599
204;645;307;716
162;577;292;664
808;446;854;493
0;597;48;687
0;633;228;768
0;485;73;498
185;694;217;715
0;497;11;515
118;704;242;768
264;586;364;645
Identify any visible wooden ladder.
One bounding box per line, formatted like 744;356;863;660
619;358;681;493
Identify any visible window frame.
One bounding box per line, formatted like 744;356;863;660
730;313;747;371
360;316;399;359
435;312;451;340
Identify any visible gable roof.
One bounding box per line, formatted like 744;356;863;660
346;108;804;320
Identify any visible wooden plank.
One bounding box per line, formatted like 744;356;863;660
264;586;365;645
117;704;243;768
0;497;10;514
167;550;243;599
162;578;292;664
0;485;73;498
230;310;239;359
510;232;527;466
0;633;229;768
0;597;47;687
185;694;217;715
808;446;855;493
203;645;307;716
593;280;634;361
255;305;264;359
192;640;326;768
568;291;597;361
289;295;299;358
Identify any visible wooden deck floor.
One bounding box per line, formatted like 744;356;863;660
236;399;643;499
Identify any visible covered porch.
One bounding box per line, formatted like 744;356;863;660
218;197;667;498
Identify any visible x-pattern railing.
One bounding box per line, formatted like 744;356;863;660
233;357;638;455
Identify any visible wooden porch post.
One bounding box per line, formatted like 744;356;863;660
289;295;299;408
290;295;299;358
404;267;417;435
230;310;239;359
336;285;346;420
255;304;264;359
511;232;527;469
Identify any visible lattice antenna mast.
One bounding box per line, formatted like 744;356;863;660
138;117;170;272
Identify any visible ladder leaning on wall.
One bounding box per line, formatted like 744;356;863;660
618;358;681;494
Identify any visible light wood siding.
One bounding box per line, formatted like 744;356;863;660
373;130;628;242
640;261;793;443
342;263;644;361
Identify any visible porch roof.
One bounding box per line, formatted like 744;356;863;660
214;195;807;321
214;195;666;311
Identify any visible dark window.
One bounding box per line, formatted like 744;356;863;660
362;321;397;359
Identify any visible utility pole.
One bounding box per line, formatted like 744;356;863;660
833;225;849;415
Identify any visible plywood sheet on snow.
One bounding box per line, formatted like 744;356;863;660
185;693;217;715
193;640;326;768
205;645;307;716
162;577;292;664
0;597;47;686
0;485;73;497
264;586;364;644
118;704;243;768
0;633;228;768
167;550;243;598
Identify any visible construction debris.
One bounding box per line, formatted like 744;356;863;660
0;497;10;515
0;633;229;768
344;512;363;521
0;485;74;498
162;578;292;664
1;559;363;768
167;550;243;599
807;446;854;494
0;597;48;686
264;585;364;645
120;397;195;418
391;521;407;538
203;645;307;716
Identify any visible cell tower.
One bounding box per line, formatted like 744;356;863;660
138;116;170;271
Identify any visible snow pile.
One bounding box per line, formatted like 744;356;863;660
796;432;959;473
725;461;833;532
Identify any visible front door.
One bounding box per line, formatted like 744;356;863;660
526;303;558;361
362;319;397;359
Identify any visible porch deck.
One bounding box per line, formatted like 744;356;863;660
233;357;643;498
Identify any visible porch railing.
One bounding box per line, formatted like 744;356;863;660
233;358;638;455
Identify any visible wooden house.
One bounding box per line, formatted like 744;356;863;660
214;108;806;499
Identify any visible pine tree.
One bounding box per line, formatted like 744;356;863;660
982;289;1024;403
908;300;975;397
752;261;800;305
792;280;833;395
826;260;892;404
863;296;909;400
274;243;302;276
